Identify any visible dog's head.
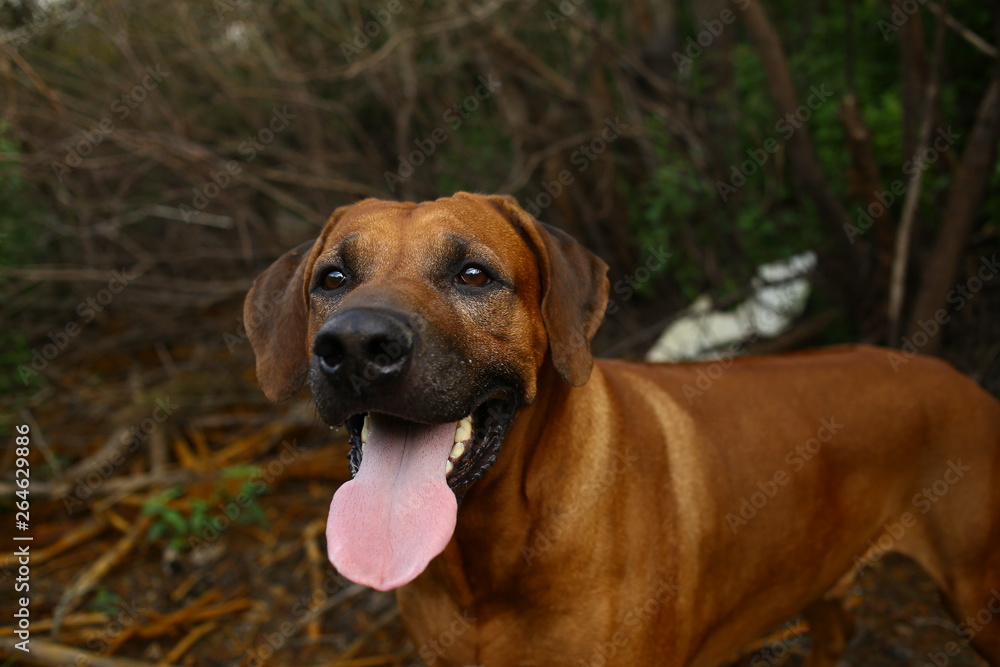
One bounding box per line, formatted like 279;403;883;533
244;192;608;590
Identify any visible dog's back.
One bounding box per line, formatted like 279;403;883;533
592;345;1000;663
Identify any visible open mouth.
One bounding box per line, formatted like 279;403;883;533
342;392;518;495
325;391;518;591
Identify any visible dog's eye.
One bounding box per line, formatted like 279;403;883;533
455;265;491;287
322;269;347;290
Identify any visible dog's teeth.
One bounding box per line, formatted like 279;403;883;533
361;414;371;443
450;442;465;459
445;460;454;476
455;416;473;443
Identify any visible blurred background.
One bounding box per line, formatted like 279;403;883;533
0;0;997;664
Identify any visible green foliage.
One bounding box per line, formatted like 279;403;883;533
0;121;45;269
89;587;123;615
142;486;186;548
432;96;510;195
0;332;41;398
142;466;268;551
632;63;827;303
630;151;712;301
0;122;47;400
633;0;997;313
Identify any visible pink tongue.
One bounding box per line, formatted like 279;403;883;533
326;415;458;591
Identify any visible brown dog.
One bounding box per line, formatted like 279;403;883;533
245;192;1000;666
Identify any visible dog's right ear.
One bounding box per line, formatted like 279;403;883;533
244;239;317;402
479;194;609;387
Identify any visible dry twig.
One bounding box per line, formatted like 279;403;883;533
52;516;154;636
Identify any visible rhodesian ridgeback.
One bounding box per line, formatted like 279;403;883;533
245;192;1000;666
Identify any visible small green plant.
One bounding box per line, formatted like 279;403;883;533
142;486;188;549
142;465;268;551
89;586;122;615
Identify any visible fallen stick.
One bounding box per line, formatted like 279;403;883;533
51;516;153;636
0;612;108;635
137;591;253;638
303;518;327;639
336;607;399;662
0;637;181;667
137;589;222;637
157;621;217;666
0;518;106;569
323;655;410;667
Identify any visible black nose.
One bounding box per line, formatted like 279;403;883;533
312;309;414;387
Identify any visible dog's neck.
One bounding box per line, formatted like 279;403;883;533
417;359;618;594
396;358;690;661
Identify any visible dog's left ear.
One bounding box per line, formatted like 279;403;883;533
482;194;610;386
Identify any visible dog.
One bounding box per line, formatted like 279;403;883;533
244;192;1000;666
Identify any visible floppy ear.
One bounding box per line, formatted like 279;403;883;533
244;239;317;402
483;194;610;386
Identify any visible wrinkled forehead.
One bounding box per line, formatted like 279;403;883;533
315;197;537;276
